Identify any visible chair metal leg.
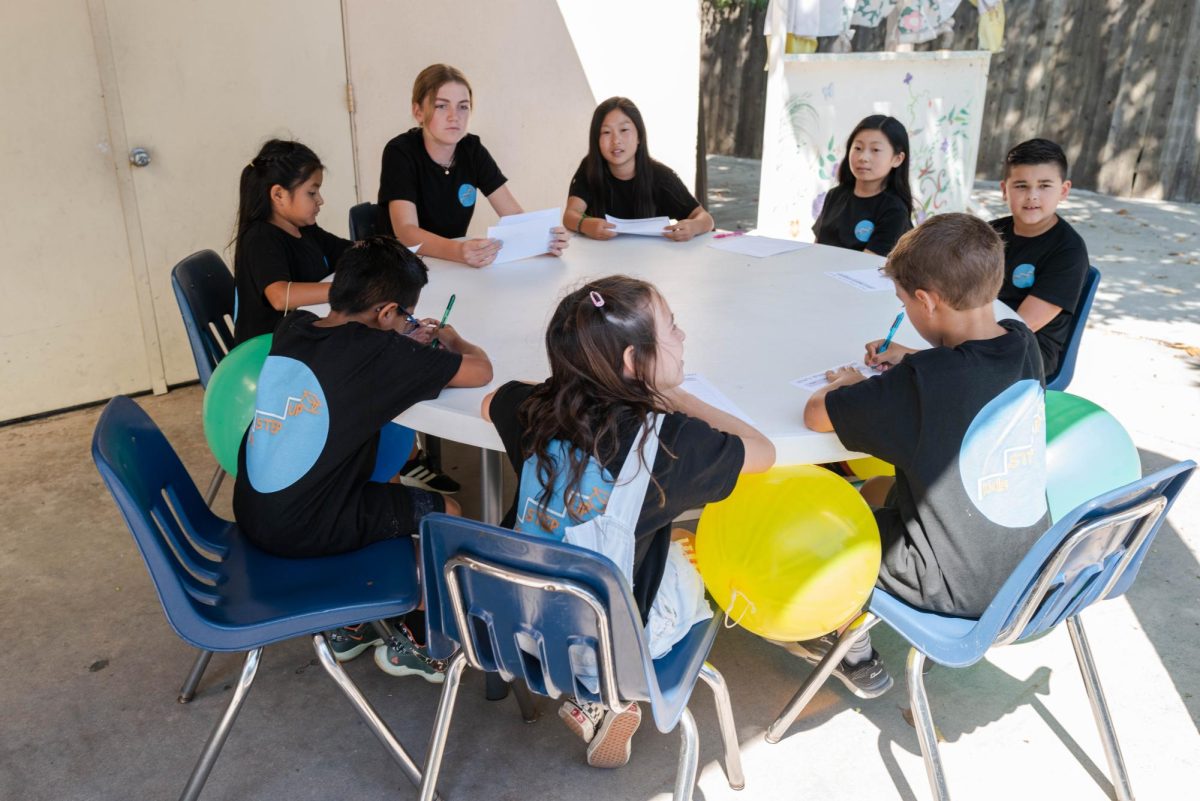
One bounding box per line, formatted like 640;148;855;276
1067;616;1134;801
312;634;432;795
202;466;224;507
511;678;541;722
672;707;701;801
178;648;261;801
906;648;950;801
766;612;881;743
178;649;214;704
699;662;745;790
419;652;469;801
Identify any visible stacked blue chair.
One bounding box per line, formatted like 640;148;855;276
1046;264;1101;391
349;201;382;241
416;513;746;801
766;459;1194;801
92;396;431;801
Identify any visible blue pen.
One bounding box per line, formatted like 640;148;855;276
877;311;905;354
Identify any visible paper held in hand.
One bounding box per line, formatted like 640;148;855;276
487;207;561;264
790;361;881;393
605;214;671;236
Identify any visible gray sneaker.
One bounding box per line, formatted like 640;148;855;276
373;636;446;683
775;635;894;699
327;623;384;662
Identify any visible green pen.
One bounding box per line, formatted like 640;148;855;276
431;293;456;349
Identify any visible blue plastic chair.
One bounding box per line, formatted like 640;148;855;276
349;201;382;241
171;250;236;388
1046;264;1101;391
767;460;1195;801
415;513;745;801
92;396;431;801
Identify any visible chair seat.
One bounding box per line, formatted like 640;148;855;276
870;590;985;668
166;528;419;653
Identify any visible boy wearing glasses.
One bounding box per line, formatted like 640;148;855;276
233;237;491;677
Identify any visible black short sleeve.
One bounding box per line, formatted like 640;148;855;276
650;163;701;221
567;162;593;208
378;134;421;207
825;364;922;469
864;196;910;255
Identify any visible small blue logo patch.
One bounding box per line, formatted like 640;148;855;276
246;356;329;493
457;183;477;207
958;379;1047;528
854;219;875;242
1013;263;1036;289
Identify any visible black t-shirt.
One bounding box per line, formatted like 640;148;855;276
232;311;461;558
812;184;912;255
489;381;744;621
568;161;700;221
233;221;350;344
826;319;1049;617
990;215;1090;377
377;128;507;239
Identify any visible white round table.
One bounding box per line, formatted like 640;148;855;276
308;235;1013;520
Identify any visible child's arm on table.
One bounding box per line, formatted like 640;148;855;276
803;366;869;432
434;324;493;387
263;280;330;312
662;386;776;473
1015;296;1062;332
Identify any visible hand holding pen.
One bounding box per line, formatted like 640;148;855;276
865;311;915;370
431;294;456;349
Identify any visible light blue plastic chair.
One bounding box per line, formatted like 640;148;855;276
1046;264;1101;391
415;513;745;801
767;459;1194;801
92;396;431;801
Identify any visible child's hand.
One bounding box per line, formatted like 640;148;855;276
583;217;617;240
824;366;866;387
865;339;915;370
548;226;570;256
433;323;465;352
664;220;697;242
405;317;439;345
460;237;501;267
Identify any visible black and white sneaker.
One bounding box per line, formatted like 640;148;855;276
397;452;460;494
772;635;894;699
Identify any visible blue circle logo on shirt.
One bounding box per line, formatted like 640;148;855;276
1013;263;1036;289
457;183;477;208
957;379;1047;528
854;219;875;242
246;356;329;493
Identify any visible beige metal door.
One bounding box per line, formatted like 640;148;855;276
0;3;151;420
101;0;358;385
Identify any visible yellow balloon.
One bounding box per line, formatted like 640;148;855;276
696;465;881;641
845;456;895;480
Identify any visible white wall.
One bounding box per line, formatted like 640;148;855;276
345;0;701;234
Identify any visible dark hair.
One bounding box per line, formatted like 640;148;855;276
884;213;1003;310
576;97;655;218
837;115;913;217
412;64;473;112
1003;138;1069;180
518;275;669;520
232;139;324;269
328;236;429;313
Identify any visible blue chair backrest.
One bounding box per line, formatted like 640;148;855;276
349;202;382;241
1046;265;1100;391
92;397;233;637
171;250;235;387
420;513;658;708
970;460;1193;650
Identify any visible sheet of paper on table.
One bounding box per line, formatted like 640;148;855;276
605;214;670;236
681;373;758;427
790;361;881;393
487;207;560;264
708;234;810;258
825;268;894;292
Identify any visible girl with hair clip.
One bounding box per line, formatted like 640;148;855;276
812;114;914;256
564;97;715;242
378;63;569;267
481;275;774;769
232;139;351;344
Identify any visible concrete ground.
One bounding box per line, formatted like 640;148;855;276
0;157;1196;801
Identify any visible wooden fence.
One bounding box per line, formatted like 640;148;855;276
700;0;1200;201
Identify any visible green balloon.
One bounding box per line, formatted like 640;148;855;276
202;334;272;476
1045;391;1141;522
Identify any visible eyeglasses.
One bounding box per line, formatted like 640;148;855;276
374;304;421;333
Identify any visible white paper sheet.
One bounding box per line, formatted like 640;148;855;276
605;214;671;236
487;207;560;264
681;373;758;427
708;234;810;258
790;361;881;393
825;268;894;292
